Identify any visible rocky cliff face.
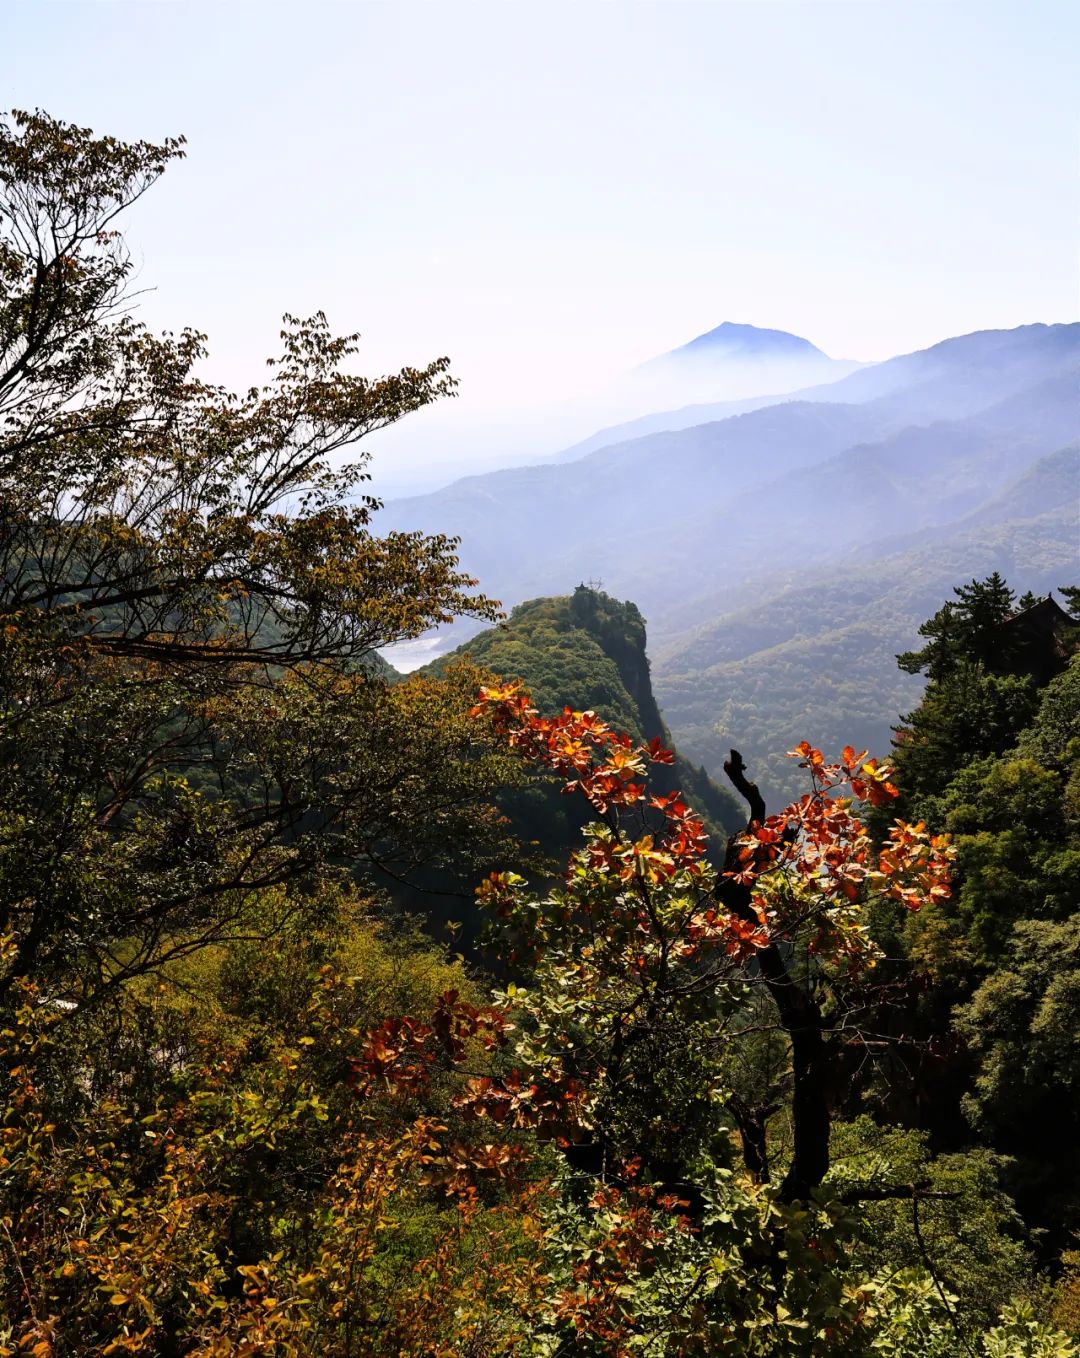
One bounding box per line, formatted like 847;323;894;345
567;586;666;741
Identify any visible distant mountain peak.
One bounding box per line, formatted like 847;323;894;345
670;322;829;361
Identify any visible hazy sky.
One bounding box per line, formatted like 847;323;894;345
4;0;1078;479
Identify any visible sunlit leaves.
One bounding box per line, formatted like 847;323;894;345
726;743;955;966
474;692;954;991
0;109;510;1001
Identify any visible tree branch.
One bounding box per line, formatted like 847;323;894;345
839;1183;959;1204
722;748;766;827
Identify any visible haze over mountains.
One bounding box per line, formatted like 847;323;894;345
616;320;861;420
380;320;1079;802
369;320;861;496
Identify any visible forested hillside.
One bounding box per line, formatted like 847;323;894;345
883;577;1080;1253
3;109;1080;1358
427;586;742;850
657;504;1077;802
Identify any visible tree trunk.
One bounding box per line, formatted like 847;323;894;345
720;750;832;1203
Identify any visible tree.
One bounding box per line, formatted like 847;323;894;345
0;109;506;1001
0;916;546;1355
470;689;950;1200
1059;586;1080;621
956;914;1080;1242
885;582;1080;1254
902;657;1080;1244
1;673;1066;1354
886;573;1080;820
456;687;1080;1353
888;668;1041;823
898;573;1018;681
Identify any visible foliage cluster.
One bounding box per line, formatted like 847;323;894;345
886;577;1080;1249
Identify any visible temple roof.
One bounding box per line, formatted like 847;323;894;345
993;594;1075;684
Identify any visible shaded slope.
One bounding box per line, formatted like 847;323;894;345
963;443;1079;527
385;399;901;610
502;365;1078;651
655;504;1078;805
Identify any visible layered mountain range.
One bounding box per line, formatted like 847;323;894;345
381;321;1079;802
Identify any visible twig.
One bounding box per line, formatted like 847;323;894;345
911;1187;978;1357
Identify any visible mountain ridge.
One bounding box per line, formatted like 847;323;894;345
550;321;1080;463
378;321;1078;801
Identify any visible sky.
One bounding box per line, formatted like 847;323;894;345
3;0;1078;489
